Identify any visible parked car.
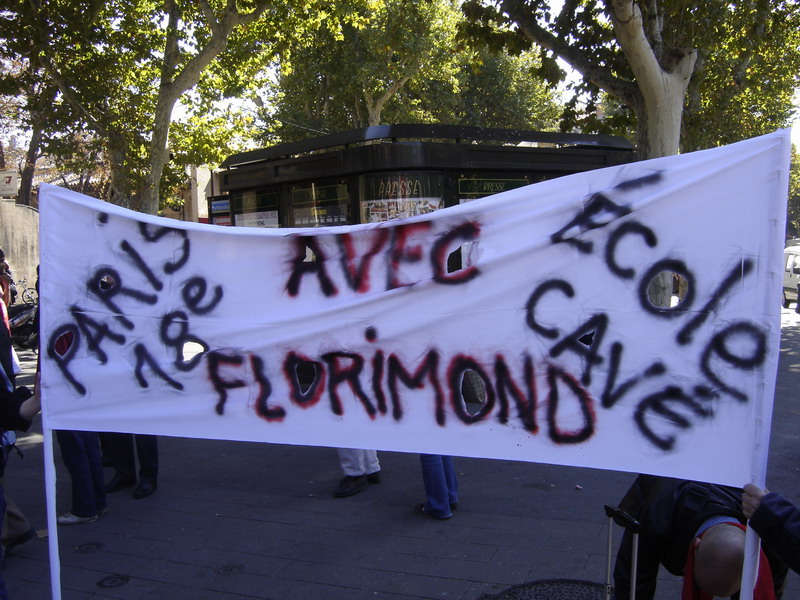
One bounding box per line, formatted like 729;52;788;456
783;245;800;308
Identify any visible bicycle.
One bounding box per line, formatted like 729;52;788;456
16;275;37;304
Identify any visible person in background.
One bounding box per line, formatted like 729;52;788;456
104;433;159;499
414;455;458;520
613;475;787;600
411;372;481;520
0;251;36;560
55;431;108;525
52;331;108;525
742;483;800;574
0;250;11;308
333;448;381;497
0;274;41;598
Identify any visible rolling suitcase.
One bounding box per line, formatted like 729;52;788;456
605;504;641;600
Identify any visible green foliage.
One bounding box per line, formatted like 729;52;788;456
788;145;800;238
402;49;561;130
462;0;800;154
259;0;561;143
260;0;466;140
679;1;800;151
2;0;336;212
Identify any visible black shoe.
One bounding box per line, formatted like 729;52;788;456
4;528;36;555
333;475;367;498
366;470;381;484
133;481;158;499
105;473;136;493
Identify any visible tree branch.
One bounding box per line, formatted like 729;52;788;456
27;0;110;138
500;0;638;106
642;0;663;53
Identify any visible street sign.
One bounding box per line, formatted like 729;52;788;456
0;170;17;197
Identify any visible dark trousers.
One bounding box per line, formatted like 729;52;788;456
56;430;107;518
0;486;9;600
105;433;158;483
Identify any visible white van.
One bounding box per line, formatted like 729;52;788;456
783;245;800;307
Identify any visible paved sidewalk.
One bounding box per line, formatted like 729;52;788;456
4;311;800;600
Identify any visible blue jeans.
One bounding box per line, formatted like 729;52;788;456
419;454;458;518
56;431;107;517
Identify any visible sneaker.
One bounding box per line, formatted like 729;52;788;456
332;475;368;497
57;512;97;526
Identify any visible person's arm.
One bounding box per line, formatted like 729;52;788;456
748;491;800;574
0;372;39;431
0;272;9;307
19;383;40;421
743;483;767;519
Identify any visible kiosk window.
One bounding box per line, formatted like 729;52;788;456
360;171;444;223
289;181;350;227
457;175;528;203
233;188;279;228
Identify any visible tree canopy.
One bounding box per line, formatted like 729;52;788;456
462;0;800;158
1;0;798;215
259;0;561;143
3;0;346;214
261;0;463;141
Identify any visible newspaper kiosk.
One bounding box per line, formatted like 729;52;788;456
212;124;635;228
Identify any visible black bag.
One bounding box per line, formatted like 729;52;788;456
0;429;21;470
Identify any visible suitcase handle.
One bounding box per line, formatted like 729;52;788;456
605;504;640;600
604;504;640;533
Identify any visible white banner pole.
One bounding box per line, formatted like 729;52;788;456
740;528;760;600
739;378;779;600
42;426;62;600
740;129;790;600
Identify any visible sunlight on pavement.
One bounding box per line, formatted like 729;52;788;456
781;306;800;328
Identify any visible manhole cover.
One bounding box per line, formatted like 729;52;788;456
75;542;104;554
96;575;130;589
478;579;608;600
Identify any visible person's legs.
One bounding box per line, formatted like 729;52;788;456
83;432;107;513
134;435;158;483
0;486;10;600
338;448;366;476
56;430;98;518
132;435;158;498
105;433;136;492
419;454;453;519
441;455;458;506
0;483;34;555
364;450;380;479
1;488;31;545
97;432;114;466
334;448;378;497
106;433;136;478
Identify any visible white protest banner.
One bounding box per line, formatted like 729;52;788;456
39;130;790;487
